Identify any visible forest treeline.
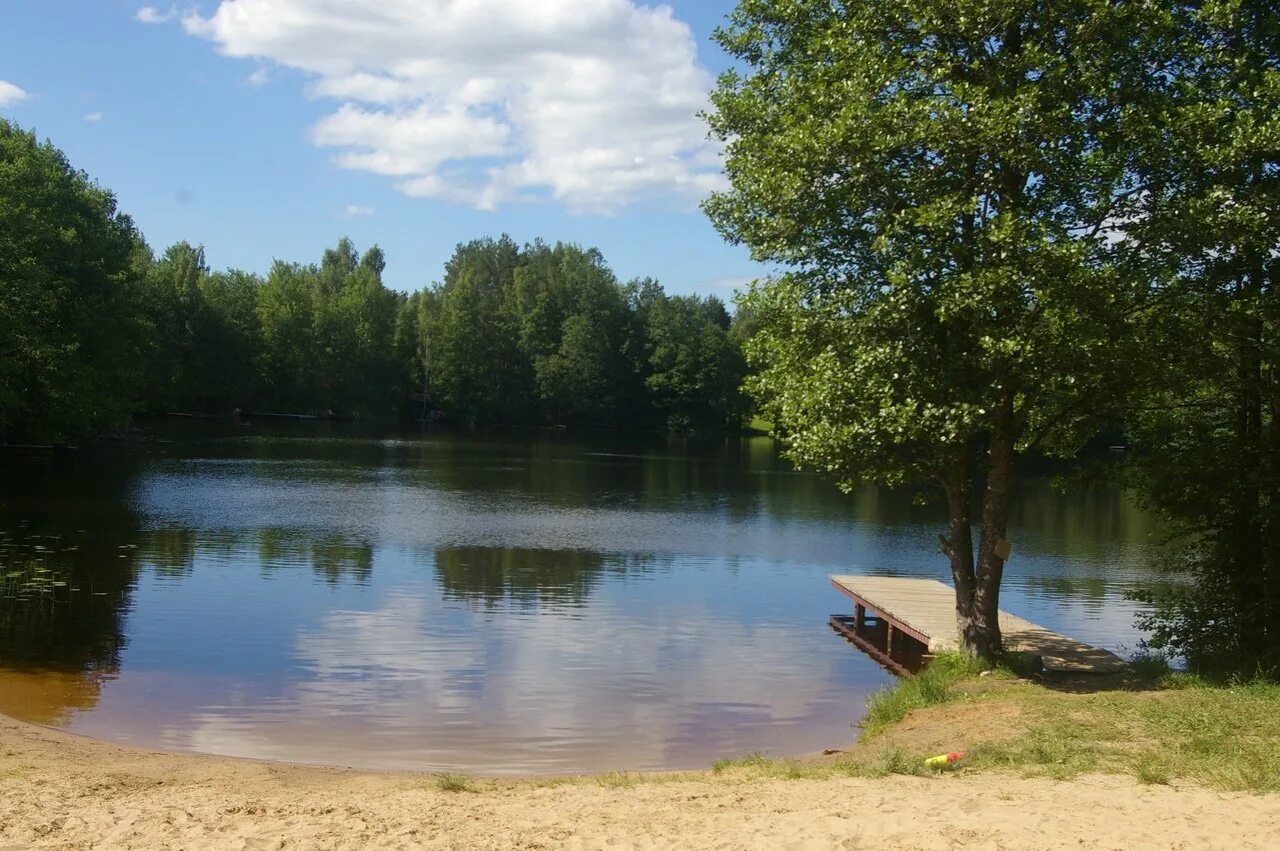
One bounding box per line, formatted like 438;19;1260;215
0;120;749;441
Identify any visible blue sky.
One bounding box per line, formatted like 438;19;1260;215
0;0;761;296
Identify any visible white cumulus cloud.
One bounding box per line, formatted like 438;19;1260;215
136;5;177;24
343;204;374;218
178;0;725;213
83;112;103;123
0;80;29;108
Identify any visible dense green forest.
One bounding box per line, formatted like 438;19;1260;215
0;119;748;442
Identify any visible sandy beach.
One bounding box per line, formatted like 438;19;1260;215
2;712;1277;850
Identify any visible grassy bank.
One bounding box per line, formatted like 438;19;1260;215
706;654;1280;794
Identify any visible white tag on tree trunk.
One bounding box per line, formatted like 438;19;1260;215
994;537;1012;561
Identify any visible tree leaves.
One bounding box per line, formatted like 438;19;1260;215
707;0;1169;491
0;119;146;440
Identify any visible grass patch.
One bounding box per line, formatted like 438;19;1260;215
1133;753;1173;786
595;771;645;788
942;671;1280;792
967;721;1103;781
709;752;828;780
705;745;936;782
711;752;772;774
870;745;930;777
848;650;1280;793
861;652;988;736
1129;650;1175;680
433;773;475;793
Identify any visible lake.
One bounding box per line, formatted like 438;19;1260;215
0;423;1164;774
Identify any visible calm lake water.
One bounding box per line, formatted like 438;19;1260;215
0;423;1164;774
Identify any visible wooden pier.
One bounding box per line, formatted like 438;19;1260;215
830;575;1127;675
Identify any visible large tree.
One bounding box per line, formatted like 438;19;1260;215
137;241;208;412
512;242;629;426
643;294;748;433
422;237;529;423
1125;0;1280;675
257;260;319;410
705;0;1171;657
0;120;148;441
196;268;264;409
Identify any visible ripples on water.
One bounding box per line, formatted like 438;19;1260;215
0;423;1170;773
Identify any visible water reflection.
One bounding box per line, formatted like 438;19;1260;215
0;457;142;723
0;669;112;726
0;423;1170;773
437;547;615;609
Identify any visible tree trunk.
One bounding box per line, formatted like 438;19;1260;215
1266;388;1279;667
938;446;991;659
939;447;975;609
968;389;1017;661
1235;267;1267;660
1235;323;1263;647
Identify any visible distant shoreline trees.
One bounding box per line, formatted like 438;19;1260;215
414;237;748;431
0;119;750;442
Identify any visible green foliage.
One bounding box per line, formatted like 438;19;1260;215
700;0;1279;672
514;241;628;425
198;269;264;406
642;292;749;432
707;0;1170;471
873;746;920;777
416;239;749;431
711;752;772;773
593;771;645;788
1122;0;1280;679
133;242;273;414
861;653;988;736
1129;651;1175;681
432;773;475;793
704;0;1176;655
0;119;148;440
421;236;530;423
244;243;404;415
256;260;319;410
393;289;427;399
1;120;751;440
135;241;207;411
1133;754;1174;786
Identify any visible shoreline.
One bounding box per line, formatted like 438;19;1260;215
4;702;855;781
4;708;1279;849
0;708;733;783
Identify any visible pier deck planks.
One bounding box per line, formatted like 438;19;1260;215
830;575;1127;674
